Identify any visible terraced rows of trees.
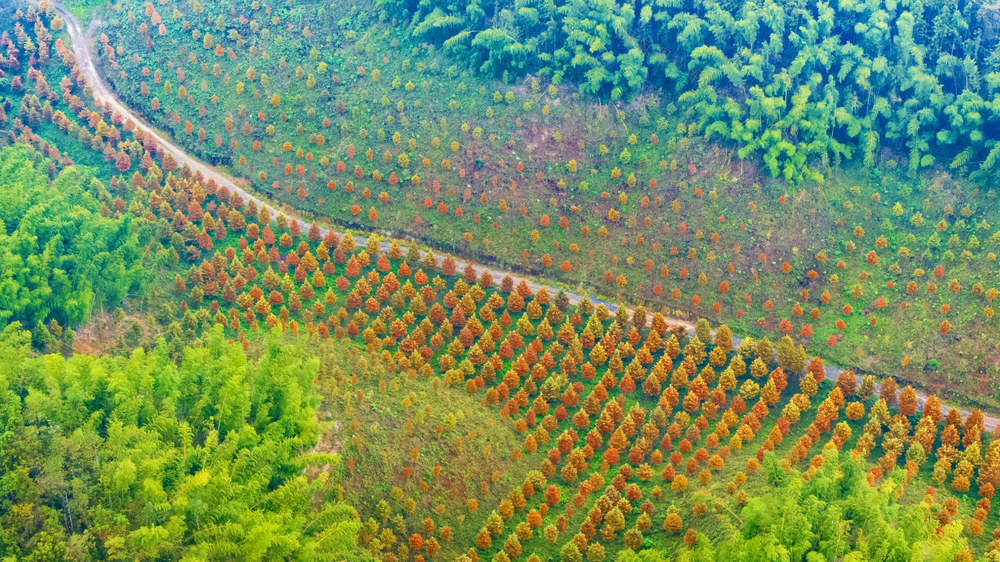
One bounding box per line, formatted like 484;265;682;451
131;154;1000;558
3;0;1000;559
7;120;993;556
87;0;1000;402
28;143;1000;558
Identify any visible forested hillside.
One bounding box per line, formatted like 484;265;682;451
396;0;1000;183
3;0;1000;559
88;0;1000;398
643;449;972;559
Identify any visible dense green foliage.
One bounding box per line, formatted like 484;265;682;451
0;324;367;560
0;146;146;332
700;450;967;559
397;0;1000;183
623;449;971;560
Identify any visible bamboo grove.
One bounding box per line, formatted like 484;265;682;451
394;0;1000;184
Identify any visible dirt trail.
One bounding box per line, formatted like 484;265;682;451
46;1;1000;430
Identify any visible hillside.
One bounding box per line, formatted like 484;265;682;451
80;0;1000;403
1;0;1000;559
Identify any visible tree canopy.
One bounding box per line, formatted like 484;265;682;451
0;145;147;332
623;448;971;561
396;0;1000;183
0;324;368;560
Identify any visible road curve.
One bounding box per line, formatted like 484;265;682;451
48;3;639;315
47;1;1000;429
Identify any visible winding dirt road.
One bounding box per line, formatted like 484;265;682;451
47;1;1000;429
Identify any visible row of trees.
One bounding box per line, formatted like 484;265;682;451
81;0;1000;383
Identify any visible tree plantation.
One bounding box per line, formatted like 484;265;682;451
2;0;1000;558
83;0;1000;392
